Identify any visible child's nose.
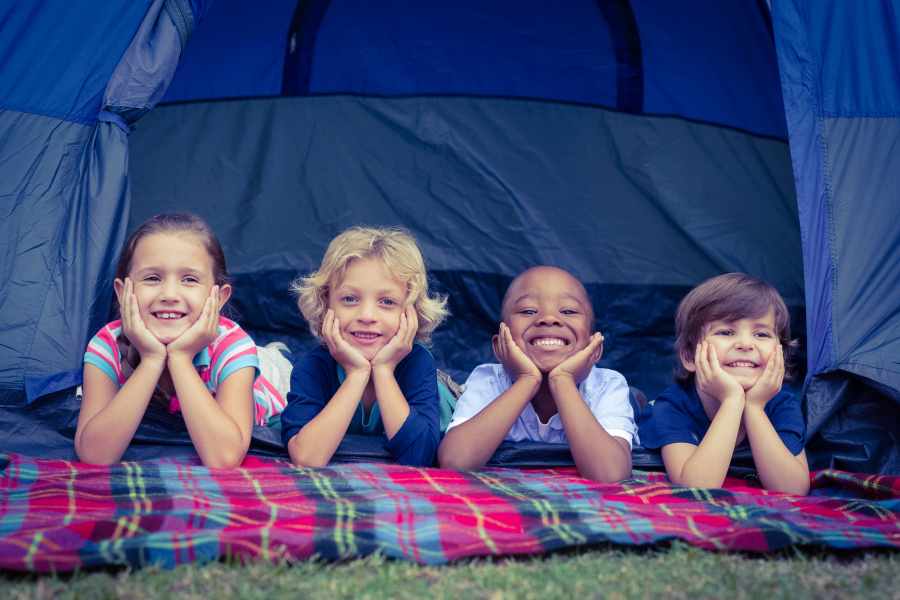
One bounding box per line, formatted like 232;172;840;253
537;312;561;326
358;301;376;321
159;279;180;300
734;331;754;349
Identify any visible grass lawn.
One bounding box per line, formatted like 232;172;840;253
2;543;899;600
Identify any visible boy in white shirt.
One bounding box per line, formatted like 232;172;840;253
438;266;637;482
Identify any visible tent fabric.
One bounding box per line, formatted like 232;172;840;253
1;0;897;476
772;1;900;474
2;453;900;572
128;94;801;397
163;0;787;139
0;0;211;402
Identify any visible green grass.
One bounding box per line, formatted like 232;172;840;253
3;543;899;600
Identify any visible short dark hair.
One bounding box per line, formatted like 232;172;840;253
500;266;596;334
674;273;798;385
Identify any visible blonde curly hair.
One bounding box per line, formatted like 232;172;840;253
292;226;449;346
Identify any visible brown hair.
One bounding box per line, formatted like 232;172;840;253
115;213;232;406
674;273;798;385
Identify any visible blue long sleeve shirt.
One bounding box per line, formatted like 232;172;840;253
280;344;440;467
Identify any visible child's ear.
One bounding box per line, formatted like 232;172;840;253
492;334;502;362
216;283;232;305
114;278;126;304
680;348;697;373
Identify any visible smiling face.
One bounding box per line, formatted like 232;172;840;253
114;233;229;345
329;258;407;361
500;267;592;373
683;310;779;391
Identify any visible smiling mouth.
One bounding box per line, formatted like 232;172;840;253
726;361;758;368
153;312;186;320
531;337;569;348
352;332;380;340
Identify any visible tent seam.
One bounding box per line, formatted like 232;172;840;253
156;92;791;143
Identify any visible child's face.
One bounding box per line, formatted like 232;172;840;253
114;233;230;345
501;267;592;373
683;310;780;391
329;258;407;361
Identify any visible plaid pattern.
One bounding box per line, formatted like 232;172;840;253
1;452;899;572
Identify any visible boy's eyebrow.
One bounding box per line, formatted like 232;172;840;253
560;292;585;305
512;292;538;305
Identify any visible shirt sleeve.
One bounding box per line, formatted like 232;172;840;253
584;369;638;447
764;384;807;456
280;347;335;446
83;322;124;386
445;364;506;431
382;345;441;467
209;319;261;388
638;385;705;449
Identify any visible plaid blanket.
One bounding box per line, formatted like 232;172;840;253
1;452;899;572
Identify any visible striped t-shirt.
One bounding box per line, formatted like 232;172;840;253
83;317;286;426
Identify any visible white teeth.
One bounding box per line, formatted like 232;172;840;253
354;333;378;339
154;312;184;320
728;361;757;368
533;338;566;347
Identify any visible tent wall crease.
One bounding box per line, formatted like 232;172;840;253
773;0;900;474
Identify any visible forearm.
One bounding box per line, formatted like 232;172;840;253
674;397;744;488
76;360;164;465
168;356;249;468
743;406;810;495
550;376;632;482
438;377;540;471
288;371;369;467
371;366;411;439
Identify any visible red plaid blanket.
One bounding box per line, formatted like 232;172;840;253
1;452;898;572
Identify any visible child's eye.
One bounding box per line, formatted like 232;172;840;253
143;275;160;282
715;329;733;336
381;298;396;306
342;295;357;303
755;332;772;338
561;309;579;315
518;309;536;315
183;276;199;283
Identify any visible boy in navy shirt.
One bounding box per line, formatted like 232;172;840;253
639;273;809;494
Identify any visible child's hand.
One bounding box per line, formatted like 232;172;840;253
120;278;167;362
322;308;371;376
694;341;745;404
167;285;221;360
744;345;783;410
493;323;542;383
549;332;604;385
371;305;417;372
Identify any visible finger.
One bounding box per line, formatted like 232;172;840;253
405;305;418;344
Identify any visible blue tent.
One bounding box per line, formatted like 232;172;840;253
1;0;897;473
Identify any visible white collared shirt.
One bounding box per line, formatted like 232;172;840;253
446;364;638;447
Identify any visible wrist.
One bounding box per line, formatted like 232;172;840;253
512;374;542;396
166;352;195;369
136;354;167;372
547;371;577;391
370;363;396;378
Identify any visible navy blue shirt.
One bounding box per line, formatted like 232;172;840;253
280;344;440;466
638;382;806;455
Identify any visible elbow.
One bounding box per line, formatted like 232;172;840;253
766;478;810;496
75;443;121;467
202;452;246;470
438;447;483;472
